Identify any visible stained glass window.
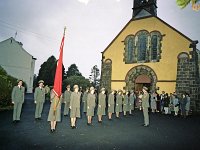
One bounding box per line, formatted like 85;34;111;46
151;35;158;60
137;33;147;61
127;38;134;62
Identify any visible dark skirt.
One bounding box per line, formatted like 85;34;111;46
83;101;87;113
123;104;129;112
97;106;106;115
70;107;80;118
115;104;122;112
87;107;95;116
47;103;61;122
108;104;115;113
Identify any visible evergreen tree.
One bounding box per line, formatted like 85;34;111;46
37;55;66;86
66;64;82;78
63;76;91;92
89;65;100;88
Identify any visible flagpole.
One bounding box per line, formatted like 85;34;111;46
64;26;66;37
52;26;66;119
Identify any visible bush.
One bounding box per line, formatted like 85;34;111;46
0;66;18;108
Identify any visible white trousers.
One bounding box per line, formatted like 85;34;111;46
164;107;169;114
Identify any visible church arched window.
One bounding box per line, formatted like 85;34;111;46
127;38;134;62
136;31;149;62
151;35;158;60
124;35;135;63
150;31;162;61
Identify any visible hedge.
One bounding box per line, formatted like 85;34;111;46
0;66;18;108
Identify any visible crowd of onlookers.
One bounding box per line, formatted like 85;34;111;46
134;90;191;118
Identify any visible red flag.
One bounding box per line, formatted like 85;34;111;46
52;34;65;98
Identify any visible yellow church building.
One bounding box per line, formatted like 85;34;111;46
100;0;199;95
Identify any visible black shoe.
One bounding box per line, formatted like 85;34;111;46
72;126;76;129
13;120;17;123
38;118;42;120
108;118;112;121
64;114;68;116
35;118;38;121
88;123;93;126
16;120;20;123
98;120;102;123
144;125;149;127
50;129;54;133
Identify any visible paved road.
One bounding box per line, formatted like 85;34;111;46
0;94;200;150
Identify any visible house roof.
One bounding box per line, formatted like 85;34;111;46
0;37;36;60
102;15;194;54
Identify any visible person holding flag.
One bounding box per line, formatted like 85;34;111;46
47;27;66;132
47;90;62;133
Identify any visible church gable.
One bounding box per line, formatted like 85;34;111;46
102;15;193;59
134;9;152;19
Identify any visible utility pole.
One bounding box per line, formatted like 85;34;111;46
14;31;17;40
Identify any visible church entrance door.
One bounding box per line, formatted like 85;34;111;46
135;74;151;92
125;65;157;92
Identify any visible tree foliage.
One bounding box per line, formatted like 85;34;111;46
0;66;18;108
66;64;82;78
176;0;199;9
37;55;65;87
63;76;91;92
89;65;100;88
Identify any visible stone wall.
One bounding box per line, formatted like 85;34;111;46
100;59;112;93
176;41;200;112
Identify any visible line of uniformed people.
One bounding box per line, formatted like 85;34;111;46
60;85;138;129
11;79;149;133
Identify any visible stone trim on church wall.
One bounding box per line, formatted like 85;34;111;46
125;65;157;92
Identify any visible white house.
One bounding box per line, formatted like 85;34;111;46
0;37;36;93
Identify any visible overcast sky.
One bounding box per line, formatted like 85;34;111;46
0;0;200;78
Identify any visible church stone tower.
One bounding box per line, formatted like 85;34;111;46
132;0;157;19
